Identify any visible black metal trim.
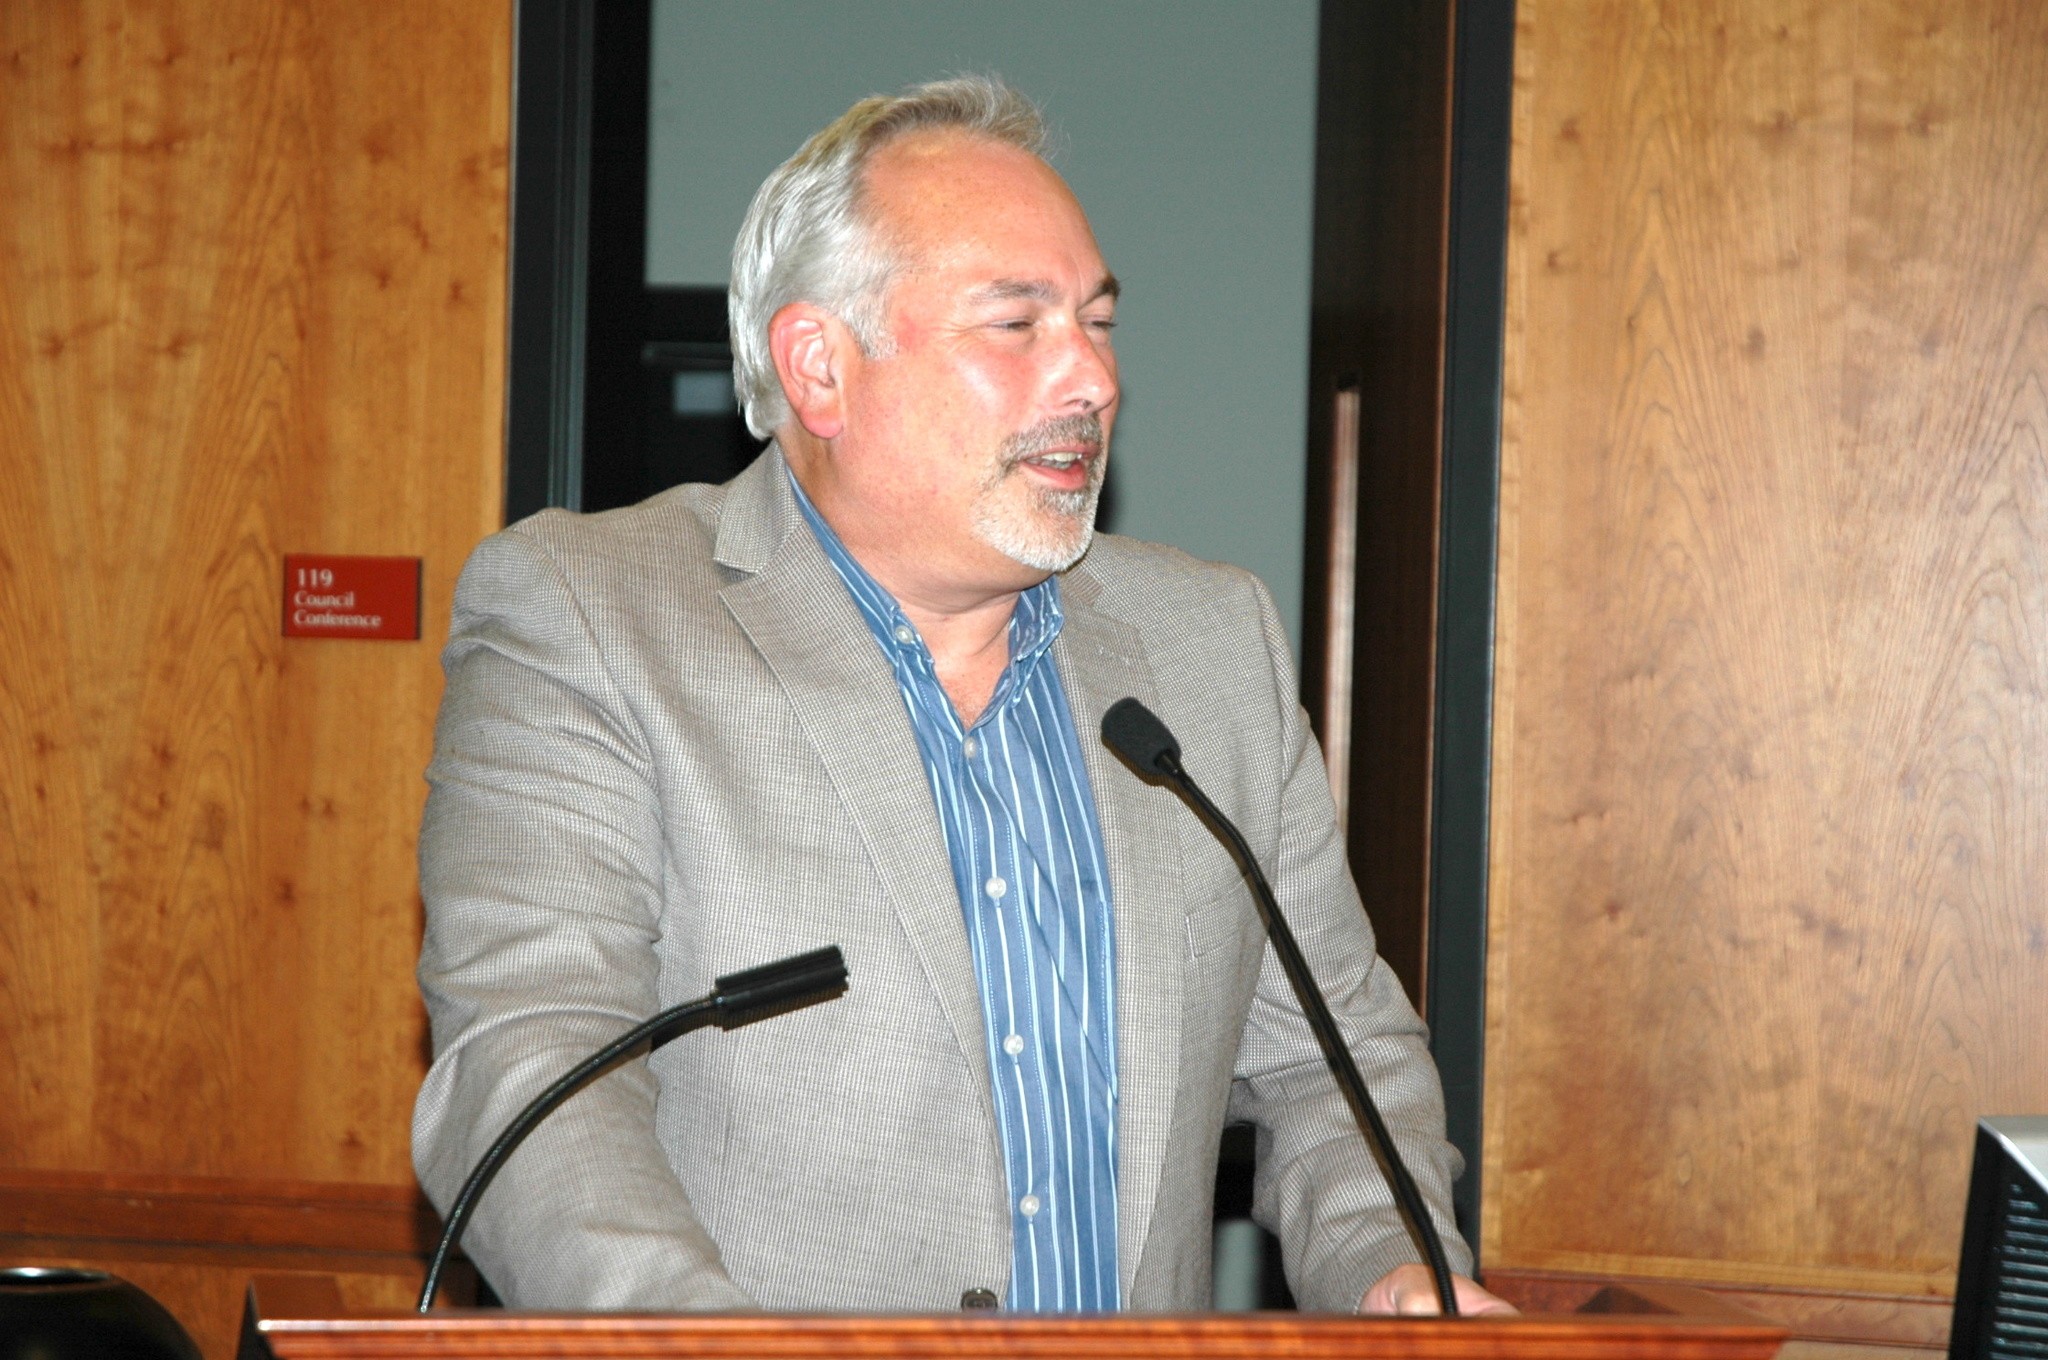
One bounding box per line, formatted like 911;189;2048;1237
1948;1123;2004;1360
1428;0;1517;1255
574;0;652;516
503;0;596;522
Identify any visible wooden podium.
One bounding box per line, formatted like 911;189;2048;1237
237;1272;1787;1359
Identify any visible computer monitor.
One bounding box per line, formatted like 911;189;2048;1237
1951;1116;2048;1359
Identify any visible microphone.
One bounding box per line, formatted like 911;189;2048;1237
710;945;853;1028
416;945;849;1312
1101;694;1182;777
1100;697;1462;1316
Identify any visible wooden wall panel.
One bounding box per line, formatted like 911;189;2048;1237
1487;0;2048;1312
0;1167;467;1353
0;1;508;1352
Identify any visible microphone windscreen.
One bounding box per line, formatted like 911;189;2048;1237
1102;697;1181;775
714;945;848;1027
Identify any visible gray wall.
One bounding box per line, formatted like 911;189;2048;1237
648;0;1318;651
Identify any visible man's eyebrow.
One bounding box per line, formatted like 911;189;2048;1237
970;278;1059;304
968;275;1122;305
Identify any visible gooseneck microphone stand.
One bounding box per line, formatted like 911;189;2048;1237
1101;698;1461;1317
416;945;850;1312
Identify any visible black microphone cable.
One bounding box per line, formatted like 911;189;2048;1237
1102;697;1462;1317
416;945;849;1312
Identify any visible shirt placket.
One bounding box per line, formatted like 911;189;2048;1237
960;696;1060;1304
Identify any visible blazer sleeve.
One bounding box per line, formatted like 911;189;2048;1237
411;526;755;1310
1223;575;1473;1310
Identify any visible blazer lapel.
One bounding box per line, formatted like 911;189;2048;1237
1055;567;1186;1304
714;453;997;1129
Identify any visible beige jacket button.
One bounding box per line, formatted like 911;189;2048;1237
960;1288;999;1310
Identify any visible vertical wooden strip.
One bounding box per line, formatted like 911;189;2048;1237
0;1;103;1163
1322;384;1362;826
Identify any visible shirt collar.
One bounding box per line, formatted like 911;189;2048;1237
787;468;1064;666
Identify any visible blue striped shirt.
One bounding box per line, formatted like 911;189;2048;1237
793;476;1121;1310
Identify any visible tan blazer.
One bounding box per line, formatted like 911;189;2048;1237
411;446;1469;1312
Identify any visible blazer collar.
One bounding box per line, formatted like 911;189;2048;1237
712;440;801;574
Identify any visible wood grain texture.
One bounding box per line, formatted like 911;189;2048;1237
0;0;507;1174
241;1274;1789;1360
1487;0;2048;1303
1487;1269;1952;1349
0;1168;442;1255
0;1;508;1354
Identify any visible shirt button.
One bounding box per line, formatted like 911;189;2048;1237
961;1288;999;1310
1018;1194;1041;1218
1003;1033;1025;1056
962;736;979;759
985;876;1007;899
893;624;915;645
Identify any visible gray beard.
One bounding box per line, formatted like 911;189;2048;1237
974;480;1102;572
972;414;1107;572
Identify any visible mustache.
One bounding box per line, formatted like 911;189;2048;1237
999;414;1105;465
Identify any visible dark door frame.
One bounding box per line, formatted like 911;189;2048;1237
502;0;649;523
1431;0;1516;1248
1300;0;1514;1248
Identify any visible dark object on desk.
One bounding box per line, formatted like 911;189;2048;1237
0;1267;202;1360
1951;1116;2048;1360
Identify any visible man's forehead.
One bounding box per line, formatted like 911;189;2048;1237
864;134;1112;292
865;130;1078;224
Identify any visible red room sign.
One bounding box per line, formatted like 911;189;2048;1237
282;554;421;641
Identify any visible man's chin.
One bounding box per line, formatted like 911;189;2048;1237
975;513;1096;575
1033;524;1095;573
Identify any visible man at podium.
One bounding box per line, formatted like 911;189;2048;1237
411;75;1508;1318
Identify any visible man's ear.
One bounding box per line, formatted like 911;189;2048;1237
768;302;850;440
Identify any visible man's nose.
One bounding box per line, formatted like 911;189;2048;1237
1052;322;1118;413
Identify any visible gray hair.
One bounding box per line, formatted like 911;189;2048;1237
727;75;1050;439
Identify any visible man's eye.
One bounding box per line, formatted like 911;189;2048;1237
992;318;1035;332
1087;317;1118;333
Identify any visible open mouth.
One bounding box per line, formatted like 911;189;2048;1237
1024;450;1091;471
995;414;1107;495
1017;447;1097;490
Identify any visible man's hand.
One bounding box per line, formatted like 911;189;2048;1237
1360;1263;1518;1316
